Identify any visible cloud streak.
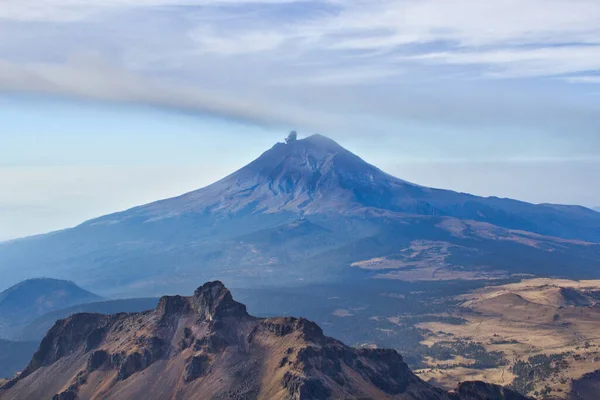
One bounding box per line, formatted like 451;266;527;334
1;0;599;139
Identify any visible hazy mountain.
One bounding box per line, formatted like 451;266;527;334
1;135;599;296
593;207;600;213
0;279;102;339
0;281;529;400
0;340;38;379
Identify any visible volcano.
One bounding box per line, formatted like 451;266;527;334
78;134;600;235
1;133;600;296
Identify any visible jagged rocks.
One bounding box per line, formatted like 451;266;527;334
158;295;190;317
192;281;248;321
117;352;148;381
258;318;324;341
283;371;332;400
87;350;109;371
193;333;229;353
115;337;165;381
357;349;414;394
183;355;210;382
85;327;107;351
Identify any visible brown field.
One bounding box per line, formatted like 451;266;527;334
415;278;600;398
351;240;514;281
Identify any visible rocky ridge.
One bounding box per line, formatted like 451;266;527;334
0;281;531;400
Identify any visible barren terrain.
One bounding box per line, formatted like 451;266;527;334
414;278;600;398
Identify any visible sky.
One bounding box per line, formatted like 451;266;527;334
2;0;600;240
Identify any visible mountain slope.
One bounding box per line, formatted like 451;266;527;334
0;281;529;400
1;134;599;295
0;279;102;339
84;134;600;241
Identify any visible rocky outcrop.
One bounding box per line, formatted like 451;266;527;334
0;281;526;400
191;281;248;320
183;354;210;383
283;371;332;399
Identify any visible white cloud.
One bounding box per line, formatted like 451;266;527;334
323;0;600;47
409;46;600;78
2;0;599;85
566;75;600;84
188;27;287;55
0;0;599;146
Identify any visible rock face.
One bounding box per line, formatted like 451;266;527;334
0;281;523;400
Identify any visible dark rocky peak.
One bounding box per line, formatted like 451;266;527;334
156;281;247;320
191;281;248;321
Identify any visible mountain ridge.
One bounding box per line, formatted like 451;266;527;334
0;281;529;400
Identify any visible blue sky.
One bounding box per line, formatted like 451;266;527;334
2;0;600;240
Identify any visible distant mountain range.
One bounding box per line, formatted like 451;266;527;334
0;279;102;339
0;281;529;400
1;134;599;296
593;207;600;213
